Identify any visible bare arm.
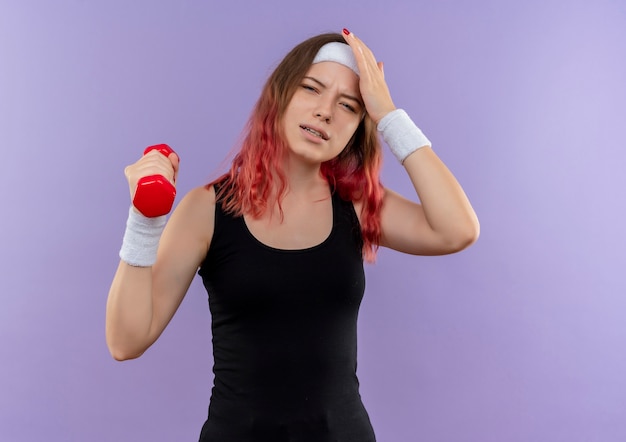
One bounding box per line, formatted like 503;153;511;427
378;148;479;255
344;30;479;256
106;186;215;360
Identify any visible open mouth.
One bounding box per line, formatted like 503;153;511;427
300;125;328;140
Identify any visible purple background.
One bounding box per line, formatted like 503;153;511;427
1;0;625;441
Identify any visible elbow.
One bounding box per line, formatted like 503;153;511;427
106;334;146;361
445;221;480;254
452;221;480;253
109;346;144;362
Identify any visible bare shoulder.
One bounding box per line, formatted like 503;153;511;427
162;185;217;259
173;185;216;221
178;184;217;212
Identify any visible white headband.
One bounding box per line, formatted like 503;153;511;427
312;42;360;76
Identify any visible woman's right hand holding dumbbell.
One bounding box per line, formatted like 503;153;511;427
125;144;180;218
118;144;179;267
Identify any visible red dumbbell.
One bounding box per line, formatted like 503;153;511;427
132;144;177;218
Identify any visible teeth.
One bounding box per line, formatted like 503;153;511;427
302;126;323;139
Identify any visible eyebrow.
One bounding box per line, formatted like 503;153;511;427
303;76;363;106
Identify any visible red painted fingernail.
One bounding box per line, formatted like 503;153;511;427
343;28;350;36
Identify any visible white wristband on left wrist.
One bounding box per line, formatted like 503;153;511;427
377;109;431;163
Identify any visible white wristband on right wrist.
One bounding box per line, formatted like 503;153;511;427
377;109;431;163
119;206;167;267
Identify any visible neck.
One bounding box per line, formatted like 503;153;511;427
281;153;328;195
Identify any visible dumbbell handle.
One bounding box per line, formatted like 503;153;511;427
132;144;177;218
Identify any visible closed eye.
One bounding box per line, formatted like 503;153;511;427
341;102;357;113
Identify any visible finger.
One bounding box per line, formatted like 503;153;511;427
342;28;367;64
343;29;378;64
143;149;177;171
168;152;180;174
168;152;179;183
131;153;176;183
343;31;384;84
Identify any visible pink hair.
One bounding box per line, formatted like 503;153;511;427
209;33;384;262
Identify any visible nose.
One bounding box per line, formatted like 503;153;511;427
314;97;333;123
315;112;330;123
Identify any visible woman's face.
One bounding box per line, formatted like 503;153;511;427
282;61;363;165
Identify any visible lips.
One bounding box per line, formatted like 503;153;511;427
300;124;329;141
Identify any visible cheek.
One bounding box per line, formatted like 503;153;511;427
340;121;360;144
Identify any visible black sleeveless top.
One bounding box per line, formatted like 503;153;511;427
197;186;376;441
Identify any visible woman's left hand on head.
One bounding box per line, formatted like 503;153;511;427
342;29;396;124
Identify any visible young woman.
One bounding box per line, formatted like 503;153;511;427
107;29;479;441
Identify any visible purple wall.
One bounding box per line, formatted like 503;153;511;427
2;0;625;440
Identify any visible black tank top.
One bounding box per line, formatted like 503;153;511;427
197;186;376;441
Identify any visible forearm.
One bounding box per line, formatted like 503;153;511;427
106;262;155;360
378;108;479;248
404;146;479;244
